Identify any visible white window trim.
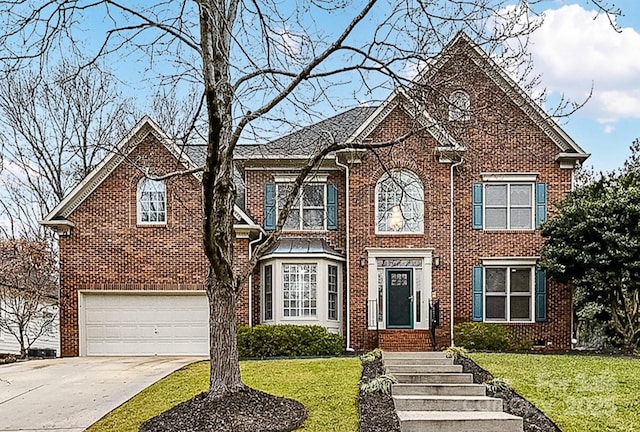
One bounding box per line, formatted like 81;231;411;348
366;248;433;330
374;170;424;235
483;265;535;323
276;183;328;231
483;183;534;231
481;172;539;182
327;265;340;321
262;264;274;322
136;178;167;225
260;258;342;333
449;90;470;121
273;174;330;183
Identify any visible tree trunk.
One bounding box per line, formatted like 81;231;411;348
207;270;244;397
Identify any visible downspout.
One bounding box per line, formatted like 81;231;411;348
248;230;264;327
335;155;354;352
450;158;463;347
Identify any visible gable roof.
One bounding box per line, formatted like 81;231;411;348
420;32;587;157
41;117;258;233
245;32;587;164
345;88;464;151
234;106;378;160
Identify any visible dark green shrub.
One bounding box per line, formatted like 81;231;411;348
454;322;511;351
509;334;535;351
237;324;343;358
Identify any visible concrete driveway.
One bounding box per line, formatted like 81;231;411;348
0;356;204;432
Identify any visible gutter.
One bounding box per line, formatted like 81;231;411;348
335;155;354;352
450;158;463;347
247;230;264;327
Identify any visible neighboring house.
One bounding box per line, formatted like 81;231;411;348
0;303;60;356
42;33;587;356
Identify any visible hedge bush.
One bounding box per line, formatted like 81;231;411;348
237;324;343;358
454;322;511;351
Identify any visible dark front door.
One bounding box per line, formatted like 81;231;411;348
386;269;413;329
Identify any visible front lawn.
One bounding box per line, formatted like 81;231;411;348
472;353;640;432
87;357;360;432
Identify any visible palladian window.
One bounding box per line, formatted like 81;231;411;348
375;170;424;233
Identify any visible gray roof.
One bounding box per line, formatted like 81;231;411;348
264;238;343;258
235;106;377;159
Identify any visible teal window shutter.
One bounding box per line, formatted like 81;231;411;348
472;183;483;229
264;183;276;230
327;184;338;230
472;266;483;321
535;182;547;228
535;268;547;322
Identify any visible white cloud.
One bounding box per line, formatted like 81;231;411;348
527;4;640;121
273;27;305;62
603;124;615;134
402;59;429;80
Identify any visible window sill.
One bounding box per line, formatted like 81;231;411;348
484;320;536;324
375;231;424;236
481;229;536;233
281;229;329;233
137;223;167;227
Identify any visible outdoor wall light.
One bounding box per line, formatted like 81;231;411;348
359;257;367;267
433;256;441;268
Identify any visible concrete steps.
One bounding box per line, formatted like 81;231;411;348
393;394;503;411
392;383;487;396
386;364;463;374
383;351;523;432
397;410;524;432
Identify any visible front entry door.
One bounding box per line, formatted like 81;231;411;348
386;269;413;329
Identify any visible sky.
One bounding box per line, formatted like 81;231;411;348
519;0;640;172
1;0;639;236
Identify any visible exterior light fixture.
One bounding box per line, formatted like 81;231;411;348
434;256;441;268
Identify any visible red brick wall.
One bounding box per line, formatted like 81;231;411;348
347;45;574;352
244;169;347;253
59;133;251;356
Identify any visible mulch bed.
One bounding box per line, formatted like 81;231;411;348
456;357;563;432
358;357;401;432
139;387;306;432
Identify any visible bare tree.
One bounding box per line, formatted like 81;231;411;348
0;239;58;359
0;60;134;237
0;0;622;413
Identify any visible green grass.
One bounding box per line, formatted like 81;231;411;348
472;353;640;432
87;357;360;432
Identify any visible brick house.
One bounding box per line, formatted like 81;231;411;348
42;33;587;356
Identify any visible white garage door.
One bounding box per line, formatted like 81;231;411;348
81;292;209;356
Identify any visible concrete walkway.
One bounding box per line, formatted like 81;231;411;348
0;356;204;432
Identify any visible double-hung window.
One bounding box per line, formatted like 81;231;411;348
485;184;533;229
472;174;547;230
264;265;273;321
472;260;547;323
137;178;166;224
328;265;338;320
277;183;326;230
485;267;533;321
283;264;317;317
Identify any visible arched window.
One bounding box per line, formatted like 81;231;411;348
449;90;470;121
137;178;166;224
375;170;424;233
